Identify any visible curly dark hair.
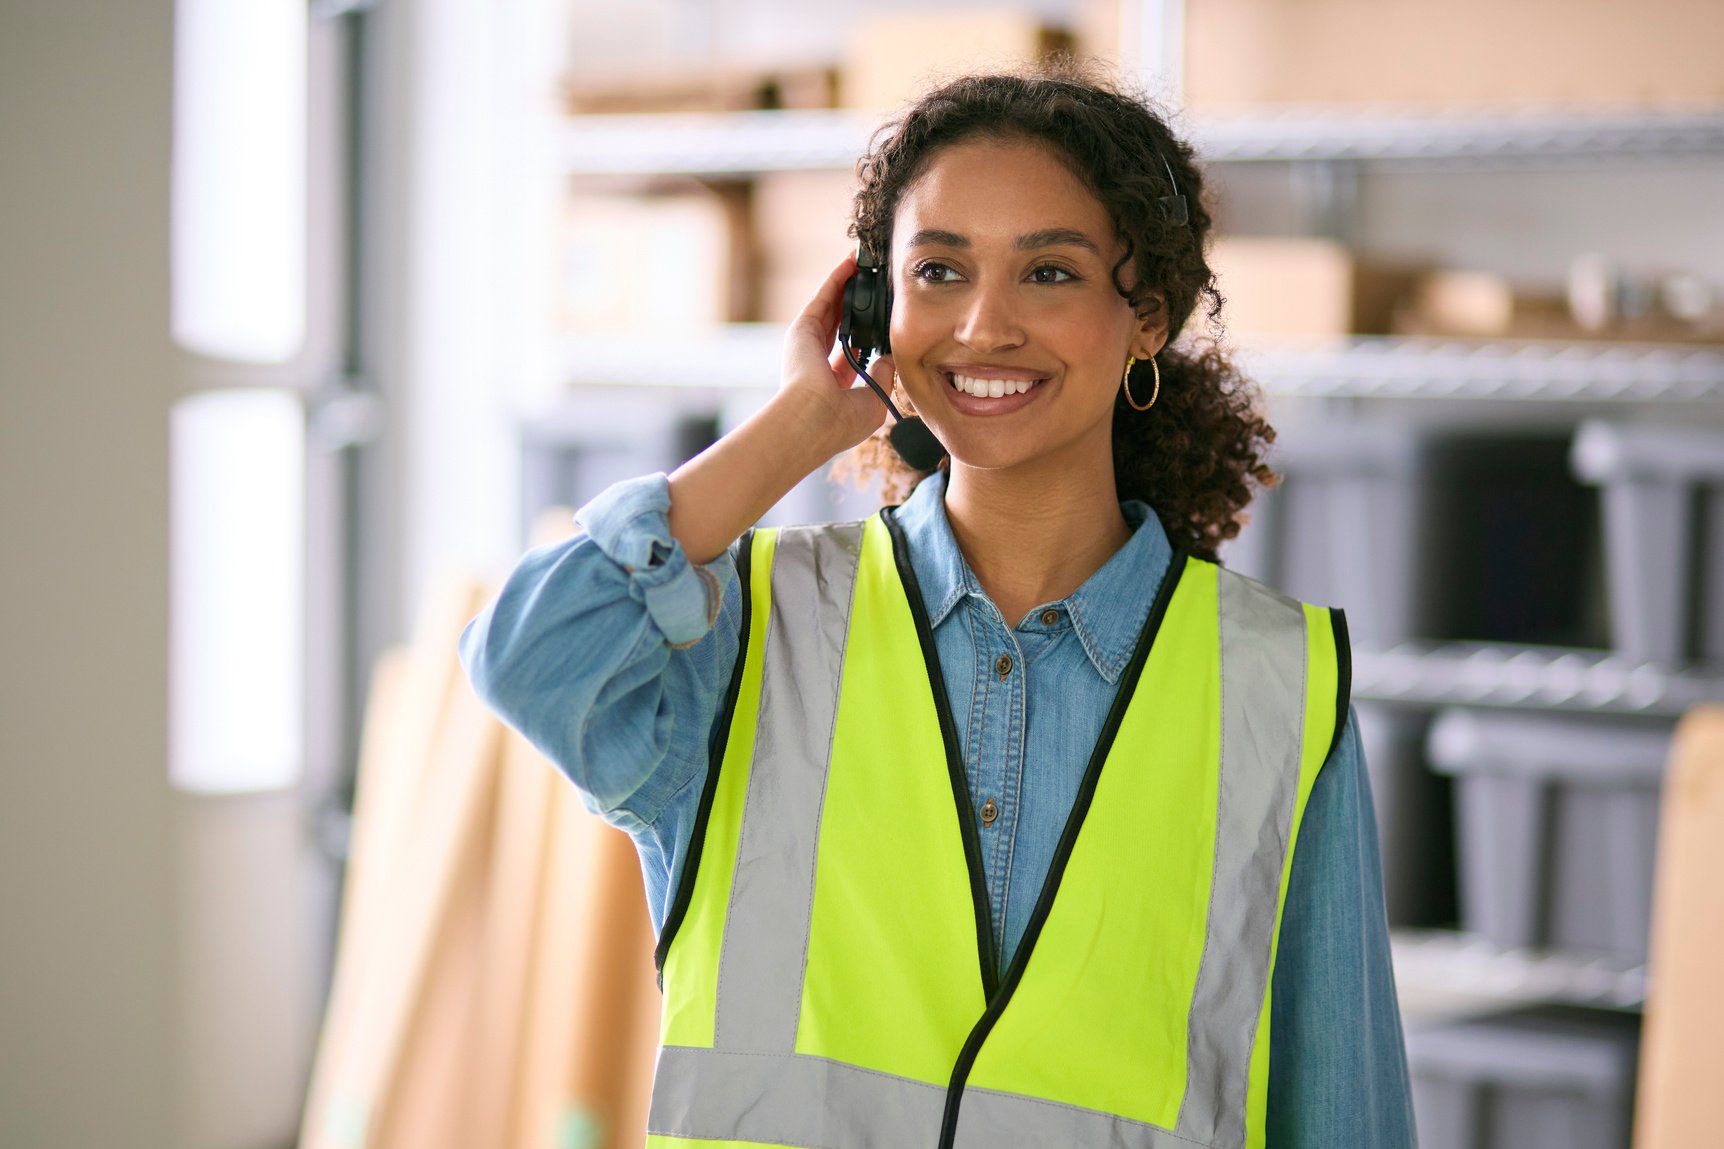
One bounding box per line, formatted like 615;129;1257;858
836;58;1276;563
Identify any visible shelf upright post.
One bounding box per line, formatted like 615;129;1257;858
1289;157;1361;245
1126;0;1185;110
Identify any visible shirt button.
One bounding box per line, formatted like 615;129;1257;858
994;653;1013;678
980;798;999;826
1040;609;1060;626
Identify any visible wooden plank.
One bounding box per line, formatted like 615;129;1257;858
301;577;501;1149
566;816;659;1149
370;754;497;1149
508;774;660;1149
465;724;558;1147
299;645;411;1148
612;879;664;1149
1635;704;1724;1149
509;775;599;1149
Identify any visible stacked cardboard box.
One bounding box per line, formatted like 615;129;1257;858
839;11;1075;113
558;182;753;333
1185;0;1724;111
1208;236;1426;341
753;170;859;324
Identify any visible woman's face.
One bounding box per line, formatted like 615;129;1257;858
888;135;1166;476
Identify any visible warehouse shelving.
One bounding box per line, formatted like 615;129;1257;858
1391;930;1647;1014
1244;338;1724;404
560;106;1724;176
1354;643;1724;718
560;328;1724;405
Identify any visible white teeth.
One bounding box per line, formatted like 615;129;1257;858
948;373;1039;398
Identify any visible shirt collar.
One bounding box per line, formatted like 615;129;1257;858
889;470;1175;684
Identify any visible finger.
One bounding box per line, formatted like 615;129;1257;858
869;354;897;400
794;250;860;344
828;342;858;388
873;353;896;384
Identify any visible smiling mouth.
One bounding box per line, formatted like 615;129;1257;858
945;371;1046;398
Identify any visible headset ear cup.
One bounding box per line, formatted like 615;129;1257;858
880;265;892;354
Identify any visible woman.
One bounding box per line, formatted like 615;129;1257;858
461;63;1416;1149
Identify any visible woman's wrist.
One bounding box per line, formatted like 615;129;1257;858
765;385;865;473
666;389;846;565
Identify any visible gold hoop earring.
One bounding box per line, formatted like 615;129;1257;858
1123;354;1159;411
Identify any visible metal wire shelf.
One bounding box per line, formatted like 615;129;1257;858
1353;641;1724;718
559;107;1724;177
1391;929;1648;1013
561;328;1724;405
1243;337;1724;403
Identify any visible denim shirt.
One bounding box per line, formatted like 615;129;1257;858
458;470;1418;1148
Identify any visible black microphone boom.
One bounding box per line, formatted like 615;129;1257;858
839;339;949;470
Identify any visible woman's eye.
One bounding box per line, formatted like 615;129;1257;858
1029;264;1075;284
911;261;959;283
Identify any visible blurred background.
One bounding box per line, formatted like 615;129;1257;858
4;0;1724;1146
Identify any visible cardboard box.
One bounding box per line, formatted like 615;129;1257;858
1395;270;1573;339
840;11;1075;114
1185;0;1724;111
561;65;839;115
1208;236;1424;341
558;182;752;333
1395;268;1724;344
752;170;860;323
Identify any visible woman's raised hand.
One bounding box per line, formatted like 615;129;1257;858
665;251;893;566
780;251;892;455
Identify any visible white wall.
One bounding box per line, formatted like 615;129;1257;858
0;1;179;1145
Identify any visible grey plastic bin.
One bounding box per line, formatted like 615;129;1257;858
1221;418;1426;645
1408;1007;1640;1149
1355;702;1453;928
1571;419;1724;666
1427;708;1672;963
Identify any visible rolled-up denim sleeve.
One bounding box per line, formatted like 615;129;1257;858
1265;705;1419;1147
457;472;740;863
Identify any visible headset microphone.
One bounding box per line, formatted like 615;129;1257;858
839;244;949;472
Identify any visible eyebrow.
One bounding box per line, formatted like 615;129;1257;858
905;227;1103;256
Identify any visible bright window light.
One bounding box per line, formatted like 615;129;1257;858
172;0;307;363
170;389;306;793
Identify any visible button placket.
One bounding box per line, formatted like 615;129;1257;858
974;607;1025;957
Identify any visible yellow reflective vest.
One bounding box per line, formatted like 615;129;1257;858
648;510;1348;1149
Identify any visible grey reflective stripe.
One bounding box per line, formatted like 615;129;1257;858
957;1087;1218;1149
649;1044;946;1149
648;1046;1218;1149
1174;568;1308;1148
713;522;866;1053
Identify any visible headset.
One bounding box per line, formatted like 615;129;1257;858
837;150;1189;472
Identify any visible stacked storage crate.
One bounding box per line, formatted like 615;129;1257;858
532;5;1724;1147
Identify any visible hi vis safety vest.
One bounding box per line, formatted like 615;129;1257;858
647;510;1349;1149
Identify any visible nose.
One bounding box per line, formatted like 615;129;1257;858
954;273;1026;352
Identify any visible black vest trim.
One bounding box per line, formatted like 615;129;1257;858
936;548;1191;1149
655;529;756;979
880;505;1002;1002
1326;607;1352;767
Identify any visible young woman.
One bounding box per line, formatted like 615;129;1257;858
462;64;1416;1149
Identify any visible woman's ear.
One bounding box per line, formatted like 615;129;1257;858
1133;290;1171;359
